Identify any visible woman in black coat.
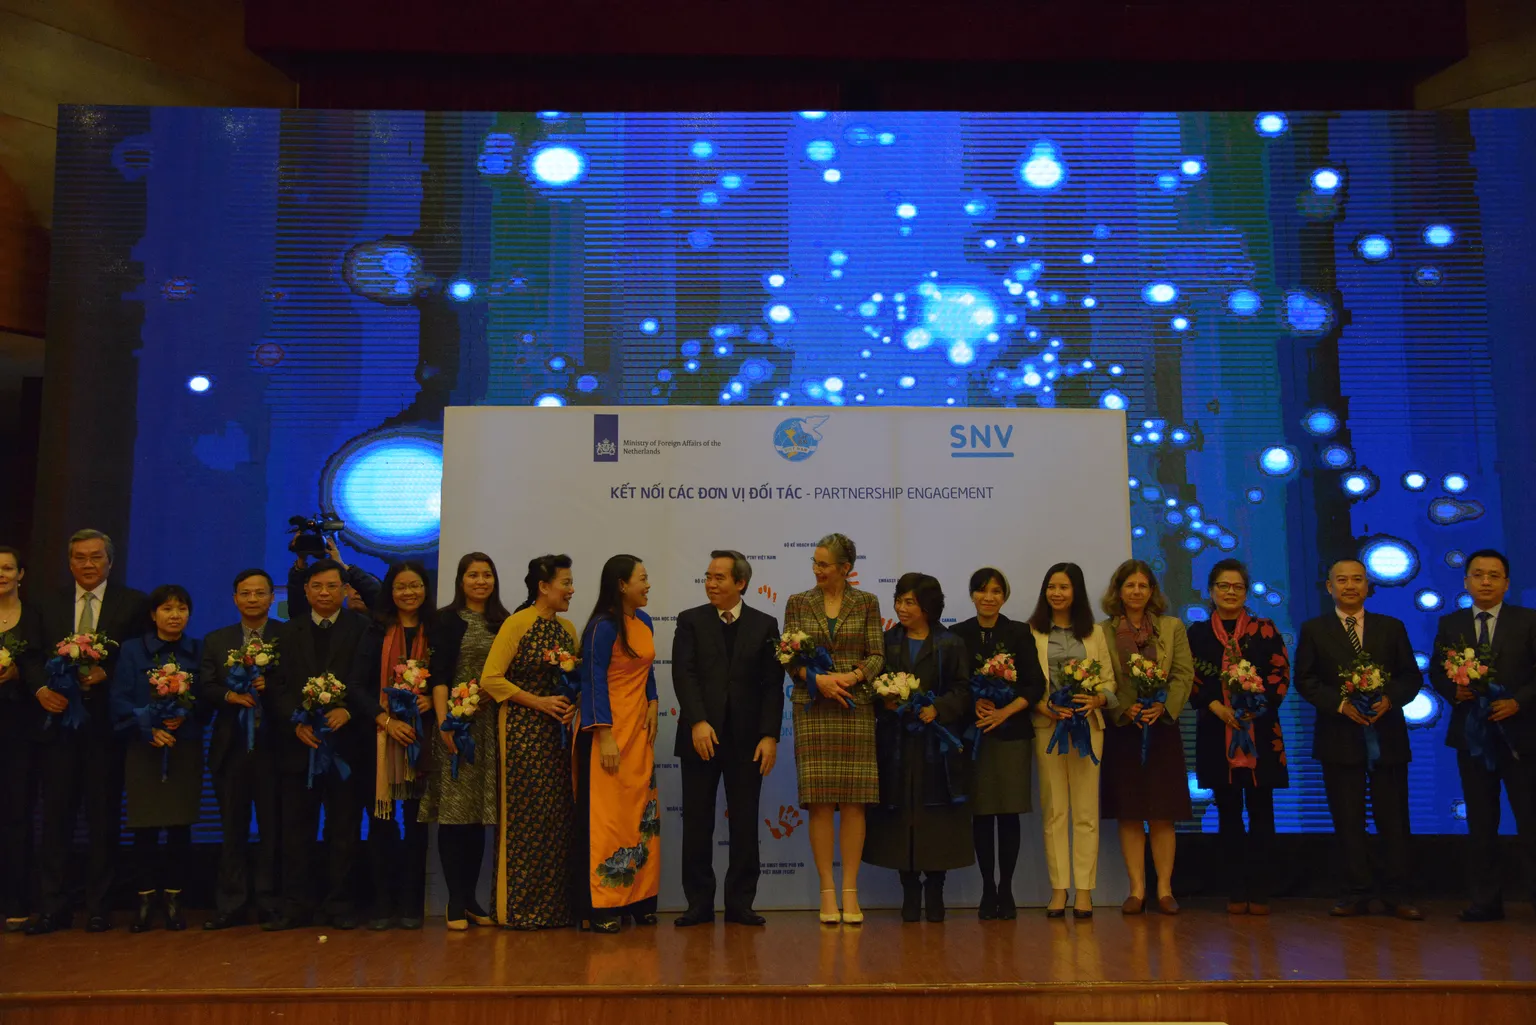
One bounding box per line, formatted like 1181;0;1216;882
863;573;973;923
950;567;1045;921
350;561;460;930
1187;558;1290;915
0;546;46;932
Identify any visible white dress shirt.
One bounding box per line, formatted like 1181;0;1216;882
74;582;108;633
1334;606;1366;646
718;600;743;625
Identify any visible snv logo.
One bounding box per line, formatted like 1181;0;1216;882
949;423;1015;458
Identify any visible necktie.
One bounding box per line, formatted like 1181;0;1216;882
721;610;734;625
1345;616;1363;655
78;592;96;634
1477;611;1491;648
317;618;333;631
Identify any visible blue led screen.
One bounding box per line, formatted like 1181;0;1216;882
47;108;1536;836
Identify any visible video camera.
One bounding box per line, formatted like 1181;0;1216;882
287;513;345;558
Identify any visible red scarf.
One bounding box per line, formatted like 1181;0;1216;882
1209;610;1258;780
375;622;428;818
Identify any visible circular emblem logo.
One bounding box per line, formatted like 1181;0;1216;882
773;416;826;462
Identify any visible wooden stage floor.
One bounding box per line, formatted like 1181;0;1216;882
3;900;1535;1024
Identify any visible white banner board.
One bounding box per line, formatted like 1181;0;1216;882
438;405;1131;911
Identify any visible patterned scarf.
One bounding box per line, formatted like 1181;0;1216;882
1209;610;1258;779
375;622;428;818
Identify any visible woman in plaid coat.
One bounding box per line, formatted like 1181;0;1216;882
783;533;885;926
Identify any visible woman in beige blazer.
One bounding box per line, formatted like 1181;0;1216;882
1098;560;1194;915
1027;562;1118;918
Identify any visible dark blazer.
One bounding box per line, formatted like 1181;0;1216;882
1;602;47;708
1295;609;1422;767
671;602;785;760
349;613;461;724
39;583;150;738
108;631;204;735
875;625;972;808
1189;614;1291;789
269;609;373;774
200;619;284;775
1428;604;1536;755
950;614;1046;742
286;563;383;622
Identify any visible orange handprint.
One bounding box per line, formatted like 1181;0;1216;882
883;617;898;632
847;569;860;586
764;804;803;839
756;584;779;604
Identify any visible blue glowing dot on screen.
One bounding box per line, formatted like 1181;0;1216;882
1286;291;1333;333
1132;526;1147;539
1259;446;1297;476
1228;289;1262;315
766;304;794;325
903;328;933;351
1397;471;1427;491
186;375;211;393
528;145;587;186
719;174;743;190
1082;297;1097;309
688;229;714;249
576;375;598;392
947;341;976;366
766;273;786;288
1181;158;1205;177
1304;409;1340;436
536;111;562;120
1252;582;1268;595
1416;266;1443;286
1403;689;1437;725
1452;800;1468;821
858;301;878;317
684;360;700;372
1443;473;1468;493
1310;168;1342;194
548;356;567;371
964;198;989;216
1142;282;1179;305
1171;316;1189;331
1020;142;1066;191
1109;364;1124;375
698;190;721;207
1415;652;1430;671
1256;112;1288;136
822;169;842;183
1357;234;1393;261
534;394;565;407
1423;224;1456;247
828;250;849;266
680;340;701;357
1100;390;1126;411
1343;474;1371;496
821;376;844;394
896;203;918;219
1322;445;1353;468
448;280;475;301
1080;252;1095;265
805;140;836;162
799;111;828;120
327;433;444;552
691;140;715;159
639;318;660;334
1156;173;1179;192
1457;592;1475;610
1416;589;1443;610
1246;487;1264;503
898;375;916;389
1022;371;1042;387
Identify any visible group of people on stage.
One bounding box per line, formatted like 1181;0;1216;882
1;529;1532;936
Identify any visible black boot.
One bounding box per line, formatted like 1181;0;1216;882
996;883;1017;920
129;891;157;933
899;872;922;923
164;890;186;931
978;880;998;920
924;872;947;923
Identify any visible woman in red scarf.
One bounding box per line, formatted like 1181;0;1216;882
352;562;457;930
1188;558;1291;916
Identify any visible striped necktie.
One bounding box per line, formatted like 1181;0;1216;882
1344;615;1363;655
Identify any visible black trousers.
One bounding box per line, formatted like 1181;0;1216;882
436;824;488;915
1212;783;1276;903
679;738;764;916
0;710;38;919
1458;750;1536;910
211;745;280;916
367;798;428;920
36;728;125;917
1321;761;1411;899
132;826;192;892
279;763;363;920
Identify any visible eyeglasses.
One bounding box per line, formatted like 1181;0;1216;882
70;553;108;565
394;582;426;593
1212;582;1248;593
309;583;343;594
236;590;271;600
811;560;839;571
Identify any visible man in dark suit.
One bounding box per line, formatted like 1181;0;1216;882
26;529;148;935
264;558;373;931
671;550;785;927
200;568;284;930
1428;548;1536;921
1296;557;1425;920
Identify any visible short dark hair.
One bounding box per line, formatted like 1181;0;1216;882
969;566;1009;600
894;572;945;627
711;550;752;588
1027;562;1096;638
1326;557;1367;579
68;529;115;563
1465;549;1510;576
1207;558;1251;592
304;558;345;585
148;583;194;615
0;545;24;572
379;561;436;626
233;568;274;592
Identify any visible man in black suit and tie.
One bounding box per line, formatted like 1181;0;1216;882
26;529;148;935
1296;557;1425;920
1427;549;1536;921
265;558;372;931
671;550;786;927
200;568;284;930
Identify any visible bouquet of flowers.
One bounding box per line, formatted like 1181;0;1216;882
1126;653;1169;765
138;659;196;781
964;651;1020;760
224;637;278;752
291;672;351;788
440;679;483;780
1045;657;1103;763
386;657;431;766
1445;642;1508;771
0;632;25;673
872;670;920;708
1342;655;1387;771
546;646;582;748
775;630;816;666
544;646;579;674
1221;651;1267;760
43;632;117;730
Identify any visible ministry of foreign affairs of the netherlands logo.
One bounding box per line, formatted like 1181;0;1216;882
773;415;828;462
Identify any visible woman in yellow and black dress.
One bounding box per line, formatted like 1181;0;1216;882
481;554;580;930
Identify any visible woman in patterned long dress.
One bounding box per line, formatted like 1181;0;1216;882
574;555;660;934
481;554;580;930
783;532;885;926
420;552;510;930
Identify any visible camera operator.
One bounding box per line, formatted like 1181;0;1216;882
288;537;383;622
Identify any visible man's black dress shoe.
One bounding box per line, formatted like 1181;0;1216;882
1330;898;1372;917
204;911;245;931
674;910;715;927
85;915;112;933
1385;902;1424;921
724;910;766;926
23;913;69;936
1458;905;1504;923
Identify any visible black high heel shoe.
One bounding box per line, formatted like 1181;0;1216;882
582;914;621;934
996;888;1017;920
977;884;998;921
